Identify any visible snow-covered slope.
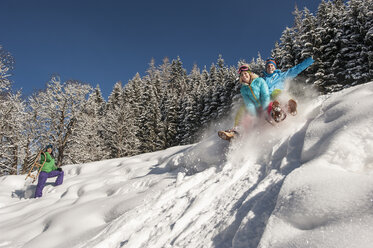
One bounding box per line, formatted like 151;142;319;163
1;82;373;248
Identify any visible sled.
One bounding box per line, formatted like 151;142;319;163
25;150;47;183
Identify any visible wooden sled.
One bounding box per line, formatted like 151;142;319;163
25;151;46;183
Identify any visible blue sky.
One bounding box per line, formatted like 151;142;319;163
0;0;322;99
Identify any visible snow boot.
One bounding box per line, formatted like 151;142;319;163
286;99;297;116
271;100;287;123
218;129;238;141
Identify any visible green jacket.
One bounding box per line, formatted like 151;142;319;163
40;152;57;173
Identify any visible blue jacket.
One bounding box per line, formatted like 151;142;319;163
240;77;270;117
263;57;314;94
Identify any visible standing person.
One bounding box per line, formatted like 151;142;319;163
218;64;270;140
34;144;64;198
263;57;314;114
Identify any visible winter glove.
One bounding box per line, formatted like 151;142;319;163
57;168;62;172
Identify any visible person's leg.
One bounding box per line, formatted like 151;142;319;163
218;104;246;141
267;101;273;116
48;170;64;186
54;171;64;186
234;104;246;127
35;172;48;198
270;89;282;100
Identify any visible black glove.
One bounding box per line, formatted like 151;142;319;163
57;168;62;172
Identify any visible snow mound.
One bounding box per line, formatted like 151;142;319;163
0;82;372;248
165;134;229;175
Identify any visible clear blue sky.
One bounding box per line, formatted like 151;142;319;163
0;0;322;99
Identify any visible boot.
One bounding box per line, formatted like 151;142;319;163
271;100;287;123
287;99;297;116
218;129;238;141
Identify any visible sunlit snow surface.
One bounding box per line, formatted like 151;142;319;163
1;82;373;248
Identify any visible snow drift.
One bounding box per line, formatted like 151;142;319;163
1;82;373;248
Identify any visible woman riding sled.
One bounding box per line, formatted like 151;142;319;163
218;64;271;140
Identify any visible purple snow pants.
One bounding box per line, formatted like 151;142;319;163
35;170;64;198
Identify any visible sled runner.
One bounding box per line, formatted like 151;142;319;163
218;129;239;141
25;150;47;183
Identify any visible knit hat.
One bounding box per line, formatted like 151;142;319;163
265;58;277;68
46;144;53;150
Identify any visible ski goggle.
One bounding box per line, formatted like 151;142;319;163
238;65;250;74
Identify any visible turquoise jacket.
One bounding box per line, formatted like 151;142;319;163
263;57;314;94
240;77;270;116
40;152;58;173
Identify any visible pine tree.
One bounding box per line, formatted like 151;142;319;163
314;0;344;91
104;81;140;157
363;0;373;79
207;63;219;120
185;65;206;143
292;5;305;64
137;75;165;152
342;0;373;85
144;60;167;150
161;57;188;148
66;85;109;164
278;27;297;70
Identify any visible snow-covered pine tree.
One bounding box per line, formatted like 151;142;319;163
198;67;212;129
360;0;373;80
363;0;373;80
164;95;180;148
163;57;187;147
174;96;188;145
314;0;344;91
215;55;231;120
206;63;220;121
298;8;317;60
104;81;140;157
137;75;165;153
144;59;166;150
340;0;373;86
291;5;305;65
277;27;297;70
179;95;195;145
248;53;265;74
298;8;318;84
66;85;109;164
186;65;207;143
271;42;285;66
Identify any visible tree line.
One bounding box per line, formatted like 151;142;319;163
1;0;372;175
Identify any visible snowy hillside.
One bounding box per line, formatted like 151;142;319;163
1;82;373;248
